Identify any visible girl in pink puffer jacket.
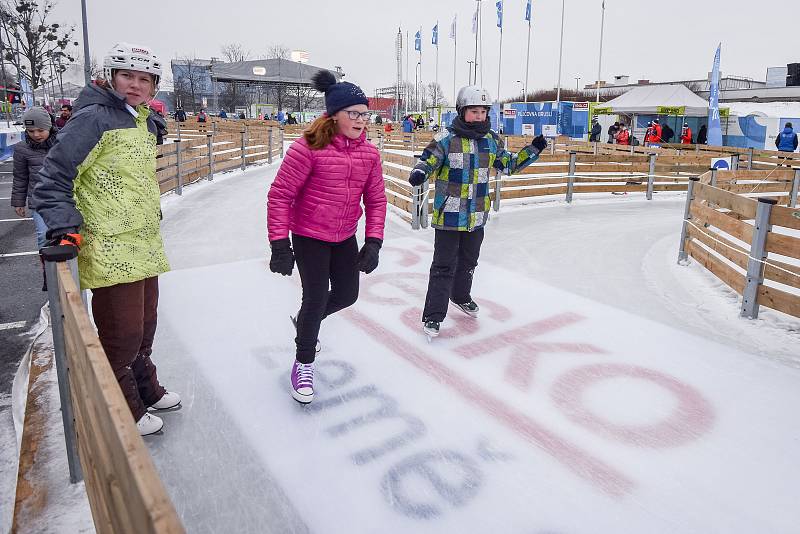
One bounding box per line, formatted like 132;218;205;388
267;70;387;404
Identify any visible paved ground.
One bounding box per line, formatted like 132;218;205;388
0;157;47;399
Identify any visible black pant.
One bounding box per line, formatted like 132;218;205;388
422;228;484;323
293;233;360;363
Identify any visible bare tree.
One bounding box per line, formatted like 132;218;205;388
0;0;77;89
265;44;291;112
173;55;206;111
266;44;289;60
426;82;448;108
220;43;250;64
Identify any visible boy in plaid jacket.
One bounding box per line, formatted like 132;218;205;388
409;85;547;337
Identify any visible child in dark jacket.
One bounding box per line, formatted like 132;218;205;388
409;85;547;337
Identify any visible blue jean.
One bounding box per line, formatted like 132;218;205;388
30;209;48;249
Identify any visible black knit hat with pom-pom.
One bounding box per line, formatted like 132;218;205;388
312;69;369;117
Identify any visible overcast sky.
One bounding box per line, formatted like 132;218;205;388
53;0;797;103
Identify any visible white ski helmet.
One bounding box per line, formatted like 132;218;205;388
456;85;492;112
103;43;162;89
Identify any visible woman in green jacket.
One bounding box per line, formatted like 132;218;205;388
33;43;179;436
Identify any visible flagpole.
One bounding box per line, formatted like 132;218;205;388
555;0;565;133
496;0;503;121
405;30;409;115
595;0;606;103
524;4;531;102
473;0;480;85
453;16;457;104
419;25;423;112
435;20;439;109
478;0;484;86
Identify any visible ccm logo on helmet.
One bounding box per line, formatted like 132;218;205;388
130;56;151;63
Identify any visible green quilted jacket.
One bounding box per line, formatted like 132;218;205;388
32;84;169;289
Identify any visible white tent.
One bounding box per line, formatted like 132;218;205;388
605;84;709;116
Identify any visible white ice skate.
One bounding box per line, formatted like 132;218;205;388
290;315;321;353
136;413;164;436
423;321;440;340
149;391;182;411
450;299;479;318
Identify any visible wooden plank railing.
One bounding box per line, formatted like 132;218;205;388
55;262;185;533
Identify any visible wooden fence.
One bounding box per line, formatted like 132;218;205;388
678;171;800;319
54;262;185;533
157;123;283;195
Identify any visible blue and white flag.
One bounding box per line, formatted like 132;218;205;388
432;23;438;45
449;15;456;39
525;0;532;22
706;44;723;146
414;30;422;51
496;0;503;28
472;8;478;34
20;78;33;109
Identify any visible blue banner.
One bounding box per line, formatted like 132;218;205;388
432;24;438;45
414;30;421;51
496;0;503;28
20;78;33;109
706;44;722;146
525;0;531;22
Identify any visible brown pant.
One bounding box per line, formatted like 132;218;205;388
91;277;165;421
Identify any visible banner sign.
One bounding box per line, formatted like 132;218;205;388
706;44;723;146
503;108;517;118
657;106;686;116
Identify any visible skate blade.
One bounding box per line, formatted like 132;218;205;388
148;403;182;413
450;301;479;318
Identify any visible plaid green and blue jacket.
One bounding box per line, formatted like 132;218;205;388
413;129;542;231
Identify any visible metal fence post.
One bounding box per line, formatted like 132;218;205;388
175;140;183;195
646;153;656;200
420;182;429;228
740;197;776;319
410;131;415;152
747;147;754;170
677;177;699;264
788;169;800;208
241;127;247;170
268;127;273;165
710;167;718;187
731;153;739;171
566;151;576;203
411;184;421;229
42;247;83;483
206;133;214;181
593;141;598;155
492;170;503;212
280;128;285;157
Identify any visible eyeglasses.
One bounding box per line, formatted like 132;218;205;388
344;110;371;121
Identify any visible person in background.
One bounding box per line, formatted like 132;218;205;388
11;107;57;289
409;86;547;339
589;117;602;142
219;108;228;119
615;125;630;145
607;121;619;143
267;70;387;404
696;124;708;145
197;108;208;123
680;123;693;144
32;42;180;436
402;115;414;133
286;112;298;125
661;121;675;144
54;104;72;129
775;122;798;152
174;107;187;122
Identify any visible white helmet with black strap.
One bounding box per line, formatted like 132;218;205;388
102;43;162;91
456;85;492;113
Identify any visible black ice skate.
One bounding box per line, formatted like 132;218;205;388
450;299;479;318
423;321;440;338
290;315;321;353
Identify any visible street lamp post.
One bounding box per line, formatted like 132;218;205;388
467;61;474;86
516;79;524;99
555;0;566;134
80;0;91;85
596;0;606;103
575;76;581;93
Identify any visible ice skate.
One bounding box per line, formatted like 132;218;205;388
137;412;164;436
290;360;315;404
149;391;182;411
450;299;479;318
423;320;440;339
290;315;321;353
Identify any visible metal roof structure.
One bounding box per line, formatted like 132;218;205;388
208;58;342;87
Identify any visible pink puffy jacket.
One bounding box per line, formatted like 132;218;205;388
267;131;387;243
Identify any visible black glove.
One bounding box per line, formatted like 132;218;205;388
531;135;548;153
409;169;427;187
357;237;382;274
269;238;295;276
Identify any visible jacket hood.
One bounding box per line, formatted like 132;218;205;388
783;126;794;134
73;82;129;112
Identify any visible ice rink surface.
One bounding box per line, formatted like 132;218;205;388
147;162;800;533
